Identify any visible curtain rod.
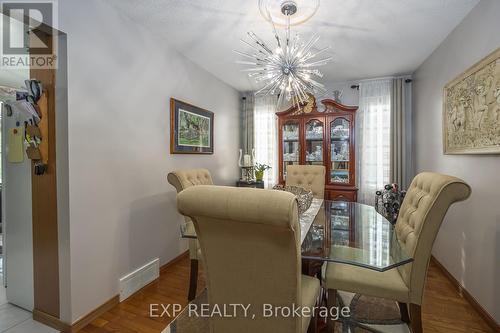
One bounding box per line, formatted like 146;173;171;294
350;79;412;90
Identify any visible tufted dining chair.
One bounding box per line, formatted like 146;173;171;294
286;165;326;199
177;185;320;333
322;172;471;333
167;168;213;301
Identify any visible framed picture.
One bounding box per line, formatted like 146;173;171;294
443;48;500;154
170;98;214;154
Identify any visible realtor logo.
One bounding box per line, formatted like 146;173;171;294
1;0;58;68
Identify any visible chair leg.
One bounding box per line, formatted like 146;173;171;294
409;303;422;333
326;289;337;333
398;302;410;323
307;303;318;333
188;259;198;301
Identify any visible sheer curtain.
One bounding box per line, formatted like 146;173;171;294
254;95;278;188
357;79;391;205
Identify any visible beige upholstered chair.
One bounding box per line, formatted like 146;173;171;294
177;185;321;333
286;165;326;199
167;168;213;301
322;172;471;333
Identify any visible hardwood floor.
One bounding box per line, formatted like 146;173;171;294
80;254;205;333
80;255;495;333
421;260;495;333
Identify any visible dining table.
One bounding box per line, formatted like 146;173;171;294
177;199;413;332
180;198;413;273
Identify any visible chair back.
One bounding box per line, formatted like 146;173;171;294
286;165;326;199
167;168;213;223
177;185;302;333
395;172;471;304
167;168;213;192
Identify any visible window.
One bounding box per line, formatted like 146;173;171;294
253;95;278;188
357;80;391;205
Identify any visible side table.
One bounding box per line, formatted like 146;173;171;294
235;180;264;189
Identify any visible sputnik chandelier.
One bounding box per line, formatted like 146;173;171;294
235;0;331;108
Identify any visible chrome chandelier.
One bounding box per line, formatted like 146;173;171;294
235;0;331;108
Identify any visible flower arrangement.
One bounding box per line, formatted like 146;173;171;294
254;163;271;182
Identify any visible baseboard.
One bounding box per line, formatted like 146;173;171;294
33;310;71;332
70;295;120;332
161;250;189;272
430;256;499;332
34;295;119;333
33;251;189;332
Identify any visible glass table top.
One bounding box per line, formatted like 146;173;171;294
180;200;412;272
301;201;412;271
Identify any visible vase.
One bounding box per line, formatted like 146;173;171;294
255;171;264;181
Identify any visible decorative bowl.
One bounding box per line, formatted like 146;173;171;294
272;184;314;215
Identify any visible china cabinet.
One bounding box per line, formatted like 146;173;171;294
277;96;358;201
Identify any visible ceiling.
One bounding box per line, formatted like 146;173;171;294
107;0;479;92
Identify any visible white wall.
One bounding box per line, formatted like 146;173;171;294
322;81;360;106
413;0;499;322
58;0;240;323
55;32;71;323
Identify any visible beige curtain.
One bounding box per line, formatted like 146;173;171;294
241;92;254;155
390;78;413;189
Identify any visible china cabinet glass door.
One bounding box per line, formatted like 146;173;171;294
282;121;300;179
330;201;351;246
330;117;351;184
305;119;324;165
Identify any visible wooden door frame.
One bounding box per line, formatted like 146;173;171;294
28;25;61;320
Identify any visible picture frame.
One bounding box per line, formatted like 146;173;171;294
443;48;500;154
170;98;214;154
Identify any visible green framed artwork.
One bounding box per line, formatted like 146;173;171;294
170;98;214;154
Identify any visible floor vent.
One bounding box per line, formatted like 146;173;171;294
119;258;159;301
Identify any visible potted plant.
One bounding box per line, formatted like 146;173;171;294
254;163;271;182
